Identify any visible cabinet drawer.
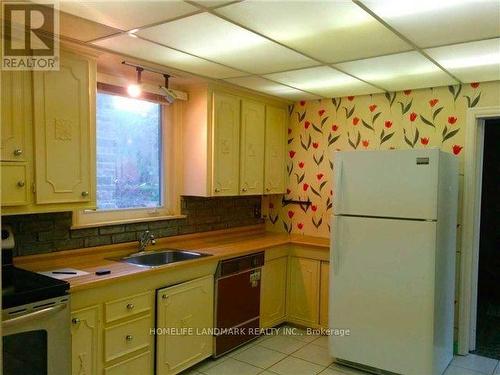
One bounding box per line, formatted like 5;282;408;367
104;351;151;375
1;163;28;206
104;315;151;362
105;291;152;324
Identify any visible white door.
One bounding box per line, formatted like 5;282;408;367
333;149;440;220
330;215;437;375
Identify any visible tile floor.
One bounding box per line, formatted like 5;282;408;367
183;326;500;375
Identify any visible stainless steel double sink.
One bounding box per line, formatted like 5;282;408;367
117;249;211;268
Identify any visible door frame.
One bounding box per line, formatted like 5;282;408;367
458;106;500;354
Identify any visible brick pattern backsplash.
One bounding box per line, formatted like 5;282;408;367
2;196;263;256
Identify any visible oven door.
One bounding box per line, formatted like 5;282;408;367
2;296;71;375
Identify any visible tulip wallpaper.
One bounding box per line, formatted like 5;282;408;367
263;80;500;238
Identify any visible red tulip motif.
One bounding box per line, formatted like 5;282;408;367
452;145;463;155
420;137;429;145
316;173;324;181
304;121;311;129
403;90;412;96
311;205;318;212
448;116;457;125
352;117;360;125
409;112;417;122
286;188;291;194
312;142;319;149
347;96;355;101
470;82;480;89
362;140;369;148
303;183;309;191
297;223;304;230
318;109;325;116
384;120;393;128
429;98;439;107
298;161;305;169
369;104;377;112
332;124;338;132
300;100;306;106
287;210;294;218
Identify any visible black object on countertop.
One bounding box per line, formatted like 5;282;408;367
95;269;111;276
1;249;69;309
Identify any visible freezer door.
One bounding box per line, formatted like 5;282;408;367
330;215;439;375
333;149;439;220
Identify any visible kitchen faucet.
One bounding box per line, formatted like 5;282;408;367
138;230;156;252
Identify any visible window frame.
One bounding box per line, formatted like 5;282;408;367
72;86;183;229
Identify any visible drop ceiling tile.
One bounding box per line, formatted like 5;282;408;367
224;76;321;101
215;1;411;63
58;11;120;42
137;13;317;74
334;51;457;91
265;66;384;97
426;38;500;83
92;34;245;79
59;1;198;31
362;0;500;48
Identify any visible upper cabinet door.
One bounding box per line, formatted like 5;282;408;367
1;71;32;162
264;106;286;194
33;51;96;204
240;100;265;195
212;92;240;196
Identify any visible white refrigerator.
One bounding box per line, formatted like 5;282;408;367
329;149;458;375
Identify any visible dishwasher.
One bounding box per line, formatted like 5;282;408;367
214;252;265;357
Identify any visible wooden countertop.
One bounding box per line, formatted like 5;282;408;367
15;225;329;292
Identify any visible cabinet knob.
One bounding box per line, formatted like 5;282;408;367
72;318;80;325
81;191;89;197
242;187;248;192
17;181;25;187
126;303;134;310
125;335;134;342
13;149;22;156
214;188;220;193
266;187;271;192
162;294;168;300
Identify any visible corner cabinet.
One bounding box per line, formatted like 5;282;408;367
261;253;288;328
33;50;96;205
156;275;214;375
182;84;288;197
264;106;286;194
1;46;97;215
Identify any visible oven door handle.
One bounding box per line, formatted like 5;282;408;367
2;303;67;328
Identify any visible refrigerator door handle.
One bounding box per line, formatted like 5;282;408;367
332;216;341;275
333;159;343;213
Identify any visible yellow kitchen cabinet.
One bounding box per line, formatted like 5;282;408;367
287;257;321;327
156;275;214;375
261;256;288;328
33;49;96;205
71;305;101;375
182;84;289;197
240;100;265;195
212;92;241;196
319;261;330;328
1;163;29;206
1;70;32;162
104;351;151;375
264;106;287;194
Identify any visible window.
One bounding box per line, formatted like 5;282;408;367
96;93;161;210
73;88;182;228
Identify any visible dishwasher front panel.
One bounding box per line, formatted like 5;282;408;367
216;269;261;329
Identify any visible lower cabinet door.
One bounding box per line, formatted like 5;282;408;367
261;256;287;328
287;257;320;326
71;305;100;375
320;261;330;328
156;275;214;375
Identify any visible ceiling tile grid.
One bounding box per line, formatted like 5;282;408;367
55;0;500;100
